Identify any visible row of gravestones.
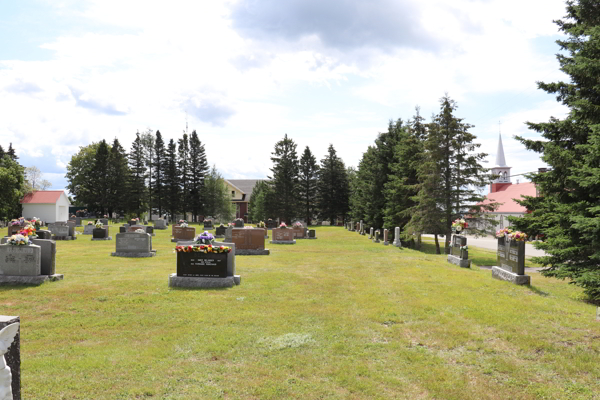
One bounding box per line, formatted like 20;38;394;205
346;220;530;286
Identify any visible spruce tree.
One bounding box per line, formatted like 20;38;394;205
317;144;349;225
0;145;5;160
178;133;190;220
0;154;25;220
6;143;17;161
66;143;102;209
140;130;155;218
298;146;319;225
128;132;147;218
269;134;300;224
511;0;600;301
164;139;180;222
152;131;166;217
189;131;209;222
107;138;129;216
92;140;110;215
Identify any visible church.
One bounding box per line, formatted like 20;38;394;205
479;134;537;231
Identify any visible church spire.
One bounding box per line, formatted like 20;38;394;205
495;133;507;167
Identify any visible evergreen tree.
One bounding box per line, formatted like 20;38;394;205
317;144;349;225
269;134;300;224
249;180;271;222
178;133;190;220
0;154;25;220
203;166;235;221
298;146;319;225
511;0;600;301
65;143;102;209
107;138;129;216
349;146;378;226
128;132;147;218
0;145;5;160
164;139;180;222
140;129;155;218
6;143;17;161
152;131;166;217
189;131;209;222
92;140;110;215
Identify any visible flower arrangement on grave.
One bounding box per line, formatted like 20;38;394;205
194;231;214;244
19;224;36;238
179;219;186;224
180;222;189;228
228;223;234;227
10;218;24;226
95;221;104;228
175;244;231;253
510;231;528;242
460;245;468;251
256;221;265;228
7;234;32;246
495;228;513;238
234;218;243;222
451;218;468;233
293;221;304;228
30;217;41;228
279;222;287;228
103;215;108;218
243;226;254;229
218;223;226;227
135;228;146;233
71;214;76;219
88;221;94;225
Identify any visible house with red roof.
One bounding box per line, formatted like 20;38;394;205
20;190;70;223
479;134;537;230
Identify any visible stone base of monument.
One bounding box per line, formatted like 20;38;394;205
270;240;296;244
168;273;241;288
383;241;389;246
447;254;471;268
0;274;64;285
91;236;113;241
236;249;270;255
492;266;530;285
52;235;75;241
373;239;380;243
111;250;157;258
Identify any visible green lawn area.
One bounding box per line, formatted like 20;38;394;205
3;224;599;399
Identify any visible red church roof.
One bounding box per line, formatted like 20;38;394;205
20;190;65;204
482;182;537;213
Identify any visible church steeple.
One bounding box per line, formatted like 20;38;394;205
490;133;512;193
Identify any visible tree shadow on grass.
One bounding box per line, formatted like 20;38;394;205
526;285;550;297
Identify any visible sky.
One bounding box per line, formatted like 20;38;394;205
0;0;571;191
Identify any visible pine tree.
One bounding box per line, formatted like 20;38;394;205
140;130;155;218
7;143;17;161
317;144;349;225
189;131;209;222
298;146;319;225
249;180;270;222
269;134;300;224
511;0;600;301
107;138;130;216
0;145;5;160
164;139;180;222
152;131;166;217
178;133;190;220
349;146;378;226
92;140;110;215
128;132;147;218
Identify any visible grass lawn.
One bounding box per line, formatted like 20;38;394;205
3;224;599;399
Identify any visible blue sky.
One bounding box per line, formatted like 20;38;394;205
0;0;569;191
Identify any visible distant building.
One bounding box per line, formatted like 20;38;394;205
223;179;262;223
480;134;537;230
20;190;70;223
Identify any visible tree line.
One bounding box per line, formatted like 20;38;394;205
249;134;350;225
348;95;497;254
65;129;234;221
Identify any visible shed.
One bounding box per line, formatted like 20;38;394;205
20;191;70;223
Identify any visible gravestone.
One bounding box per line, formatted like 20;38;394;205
7;226;22;237
0;243;62;284
290;227;306;239
0;316;20;400
127;225;146;233
83;225;95;235
203;220;214;230
492;236;530;285
234;219;244;228
373;230;380;243
350;221;354;231
266;219;277;229
308;229;316;239
369;227;373;239
74;217;82;227
92;227;111;241
48;224;73;241
225;226;233;242
119;226;127;233
171;226;196;243
30;239;57;275
154;219;167;230
231;228;269;255
145;226;154;236
35;230;52;240
270;228;296;244
393;227;401;247
360;221;365;235
447;235;471;268
111;232;156;257
215;226;227;238
99;218;108;226
65;221;77;239
383;229;389;245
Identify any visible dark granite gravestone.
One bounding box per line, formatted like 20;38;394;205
0;315;20;400
266;219;277;229
99;218;108;225
30;239;56;275
176;252;228;278
145;226;154;235
308;229;316;239
203;220;214;230
119;226;127;233
373;230;380;243
234;219;244;228
215;226;227;237
231;228;269;255
492;236;529;284
93;228;109;239
35;230;52;240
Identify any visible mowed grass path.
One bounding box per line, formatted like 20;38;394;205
2;226;599;399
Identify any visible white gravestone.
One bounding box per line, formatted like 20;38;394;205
393;227;401;247
0;323;19;400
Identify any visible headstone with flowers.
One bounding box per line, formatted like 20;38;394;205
7;219;25;237
231;227;269;255
203;218;214;230
83;222;95;235
92;221;111;240
0;230;63;284
111;231;156;258
255;221;268;239
99;217;108;226
215;224;227;238
171;223;196;243
493;228;530;285
291;221;307;239
233;218;244;228
447;218;471;268
270;223;296;244
169;232;241;288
